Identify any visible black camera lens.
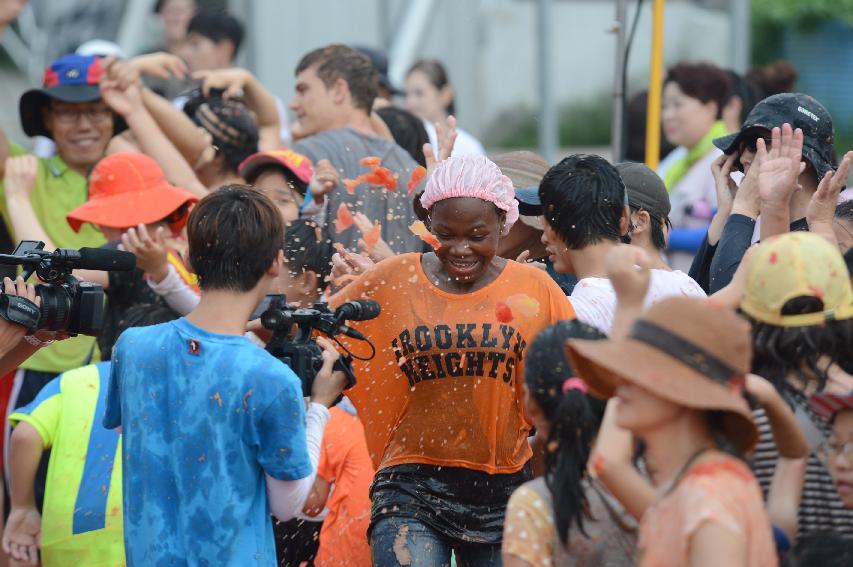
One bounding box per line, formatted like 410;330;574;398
35;284;71;331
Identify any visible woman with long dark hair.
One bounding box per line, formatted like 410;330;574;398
502;320;636;566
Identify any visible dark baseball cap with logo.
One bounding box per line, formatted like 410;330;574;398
713;93;835;181
19;54;126;139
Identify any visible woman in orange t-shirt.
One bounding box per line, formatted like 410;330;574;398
330;154;574;566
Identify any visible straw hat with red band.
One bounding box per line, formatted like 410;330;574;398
67;152;198;232
238;149;314;188
566;297;759;453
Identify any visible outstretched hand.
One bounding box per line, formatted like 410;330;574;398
119;224;170;283
308;159;339;205
711;152;739;214
310;336;347;407
192;67;253;99
423;115;458;175
808;150;853;229
130;52;188;81
757;124;805;206
606;244;652;309
3;155;38;201
100;57;144;117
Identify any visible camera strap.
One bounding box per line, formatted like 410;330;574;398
0;294;41;331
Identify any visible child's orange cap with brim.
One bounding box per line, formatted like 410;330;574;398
67;152;198;232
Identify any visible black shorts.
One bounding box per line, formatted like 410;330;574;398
369;462;532;545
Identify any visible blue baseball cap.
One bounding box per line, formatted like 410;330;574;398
19;54;126;139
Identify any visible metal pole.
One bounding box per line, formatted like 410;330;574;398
610;0;628;163
730;0;750;73
387;0;439;88
644;0;665;170
537;0;557;163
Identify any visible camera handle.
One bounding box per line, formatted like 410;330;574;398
0;294;41;331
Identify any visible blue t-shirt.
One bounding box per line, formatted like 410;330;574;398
104;318;312;567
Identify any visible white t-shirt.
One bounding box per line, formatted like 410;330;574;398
569;269;707;333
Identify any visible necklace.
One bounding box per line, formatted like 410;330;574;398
661;447;713;498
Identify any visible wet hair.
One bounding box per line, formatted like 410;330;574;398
783;532;853;567
116;304;179;337
184;92;259;175
746;60;798;100
525;320;608;546
296;44;378;113
376;106;430;168
186;10;243;57
187;185;284;292
836;200;853;223
539;154;627;249
284;219;334;282
747;296;853;395
724;70;760;125
664;62;732;118
407;59;456;117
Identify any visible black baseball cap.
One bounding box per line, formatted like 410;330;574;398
616;162;671;222
19;54;127;139
713;93;835;181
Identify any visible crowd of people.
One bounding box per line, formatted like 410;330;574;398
0;2;851;567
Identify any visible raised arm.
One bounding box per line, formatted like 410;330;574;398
101;59;208;198
193;68;281;151
807;151;853;249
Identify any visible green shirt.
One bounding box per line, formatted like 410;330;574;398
0;144;106;373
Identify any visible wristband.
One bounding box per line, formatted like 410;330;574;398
24;335;54;348
0;294;40;331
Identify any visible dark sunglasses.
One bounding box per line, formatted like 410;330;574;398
740;135;772;154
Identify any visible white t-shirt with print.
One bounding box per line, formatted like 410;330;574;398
569;269;707;333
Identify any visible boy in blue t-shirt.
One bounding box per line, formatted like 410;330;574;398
104;185;346;566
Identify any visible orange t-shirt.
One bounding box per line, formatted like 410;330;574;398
330;253;575;474
314;407;374;567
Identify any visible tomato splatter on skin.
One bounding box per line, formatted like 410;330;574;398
409;221;441;250
769;251;778;264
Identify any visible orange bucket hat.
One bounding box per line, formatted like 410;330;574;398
67;152;198;232
566;297;759;453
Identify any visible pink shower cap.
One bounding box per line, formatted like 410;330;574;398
419;154;519;236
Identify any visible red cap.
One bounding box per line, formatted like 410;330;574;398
67;152;198;232
238;149;314;188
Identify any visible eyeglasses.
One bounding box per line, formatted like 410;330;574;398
817;439;853;464
50;105;112;124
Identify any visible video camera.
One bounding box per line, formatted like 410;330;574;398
261;295;380;397
0;241;135;335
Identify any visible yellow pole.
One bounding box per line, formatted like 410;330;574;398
645;0;665;170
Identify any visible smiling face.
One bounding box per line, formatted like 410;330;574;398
250;167;304;225
661;81;719;149
429;197;504;283
541;221;573;274
43;99;113;174
290;65;343;137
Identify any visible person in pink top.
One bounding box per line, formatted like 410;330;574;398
567;275;777;566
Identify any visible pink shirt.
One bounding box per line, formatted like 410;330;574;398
638;456;778;567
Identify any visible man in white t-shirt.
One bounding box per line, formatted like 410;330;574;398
539;155;706;333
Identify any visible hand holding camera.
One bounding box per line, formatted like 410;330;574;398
310;336;349;408
0;276;38;356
